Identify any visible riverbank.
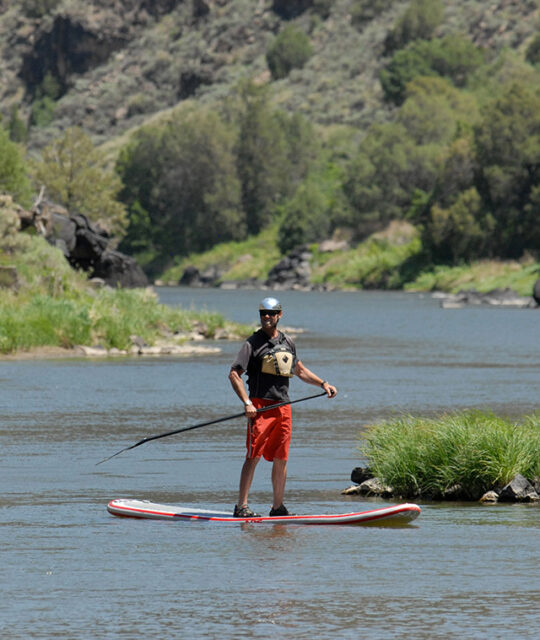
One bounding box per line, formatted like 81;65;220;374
158;223;540;301
0;283;248;358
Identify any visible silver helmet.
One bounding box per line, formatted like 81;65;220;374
259;297;282;311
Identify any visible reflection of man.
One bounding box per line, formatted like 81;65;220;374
228;297;337;518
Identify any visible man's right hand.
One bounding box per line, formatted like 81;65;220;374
244;401;257;418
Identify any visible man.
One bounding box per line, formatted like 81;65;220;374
228;296;337;518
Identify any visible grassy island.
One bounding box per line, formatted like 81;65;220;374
361;411;540;500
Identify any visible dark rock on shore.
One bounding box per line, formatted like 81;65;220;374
533;278;540;305
265;245;313;290
177;243;342;291
18;197;147;288
498;474;540;502
343;469;540;504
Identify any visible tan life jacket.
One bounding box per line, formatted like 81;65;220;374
260;344;296;377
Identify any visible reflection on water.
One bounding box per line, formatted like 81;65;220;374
1;289;539;639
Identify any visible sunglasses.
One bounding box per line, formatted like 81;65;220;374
259;310;280;317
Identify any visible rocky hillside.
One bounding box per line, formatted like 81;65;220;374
1;0;538;151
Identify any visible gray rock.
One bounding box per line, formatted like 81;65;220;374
479;491;499;503
356;477;394;498
533;278;540;305
351;466;373;484
498;474;540;502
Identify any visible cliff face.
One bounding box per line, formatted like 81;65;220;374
0;0;538;150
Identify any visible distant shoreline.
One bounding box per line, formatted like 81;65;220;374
0;343;222;361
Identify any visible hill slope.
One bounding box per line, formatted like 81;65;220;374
1;0;538;150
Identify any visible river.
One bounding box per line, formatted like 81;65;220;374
1;288;539;639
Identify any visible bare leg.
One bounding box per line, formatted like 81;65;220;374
271;458;287;510
238;457;259;507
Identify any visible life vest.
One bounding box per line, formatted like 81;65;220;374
260;344;296;377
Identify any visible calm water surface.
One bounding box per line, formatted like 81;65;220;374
1;289;539;639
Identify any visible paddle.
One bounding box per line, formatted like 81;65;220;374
96;391;327;466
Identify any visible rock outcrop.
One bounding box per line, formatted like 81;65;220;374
18;196;147;288
533;278;540;305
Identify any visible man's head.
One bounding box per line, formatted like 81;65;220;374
259;297;282;334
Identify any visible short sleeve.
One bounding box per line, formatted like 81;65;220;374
231;340;252;373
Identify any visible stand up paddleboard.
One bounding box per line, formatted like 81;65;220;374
107;499;420;525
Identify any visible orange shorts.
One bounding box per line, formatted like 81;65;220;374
246;398;292;461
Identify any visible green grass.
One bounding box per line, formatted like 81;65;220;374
160;224;281;284
0;285;245;354
0;229;246;355
406;260;540;296
361;411;540;500
311;230;422;289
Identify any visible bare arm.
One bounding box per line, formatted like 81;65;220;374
229;368;257;417
295;360;337;398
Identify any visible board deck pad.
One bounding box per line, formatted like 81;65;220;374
107;499;420;525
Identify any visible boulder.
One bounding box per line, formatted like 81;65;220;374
179;265;202;286
533;278;540;305
18;197;147;288
353;477;394;498
265;245;312;290
498;474;540;502
479;491;499;503
351;466;373;484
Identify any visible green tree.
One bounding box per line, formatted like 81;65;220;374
266;25;313;80
474;82;540;257
0;126;33;207
385;0;444;53
233;82;295;235
425;188;494;263
30;72;62;128
277;168;341;253
380;35;484;105
345;122;441;239
32;127;128;238
397;76;478;145
117;107;244;268
8;106;28;143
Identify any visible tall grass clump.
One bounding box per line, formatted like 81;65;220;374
361;411;540;499
89;287;233;350
0;295;92;353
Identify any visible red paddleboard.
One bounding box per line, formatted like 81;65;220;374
107;499;420;525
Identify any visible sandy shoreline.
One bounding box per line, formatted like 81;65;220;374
0;343;221;361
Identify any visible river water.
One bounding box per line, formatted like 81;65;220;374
1;288;539;639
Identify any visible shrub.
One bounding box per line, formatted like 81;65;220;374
384;0;444;53
525;33;540;65
21;0;60;18
31;127;128;238
380;35;485;105
350;0;395;30
0;127;33;208
361;412;540;499
266;25;313;80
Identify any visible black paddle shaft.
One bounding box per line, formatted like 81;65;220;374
96;391;327;465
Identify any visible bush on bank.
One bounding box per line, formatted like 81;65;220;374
361;412;540;500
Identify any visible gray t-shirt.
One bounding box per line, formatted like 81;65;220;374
231;329;296;402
